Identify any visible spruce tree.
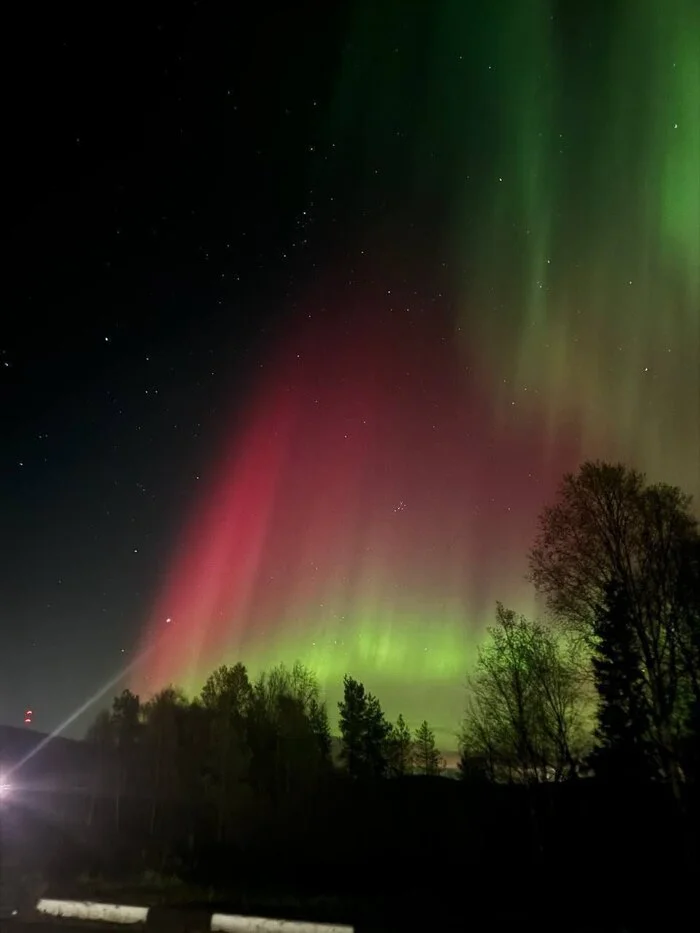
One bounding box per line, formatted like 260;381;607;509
590;580;653;781
308;697;333;763
338;675;391;779
388;713;414;776
412;720;445;776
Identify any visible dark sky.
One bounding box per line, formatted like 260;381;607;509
2;1;351;733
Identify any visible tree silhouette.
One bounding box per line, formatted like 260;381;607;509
201;662;252;716
412;721;444;776
200;664;252;841
388;713;414;776
529;460;700;796
85;708;115;827
308;696;333;764
675;535;700;782
338;675;391;780
142;686;189;838
459;604;587;782
110;689;142;830
589;580;653;782
249;662;330;802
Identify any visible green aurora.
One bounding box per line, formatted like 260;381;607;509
328;0;699;494
142;2;699;745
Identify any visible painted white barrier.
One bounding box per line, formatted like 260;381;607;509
35;897;354;933
36;898;149;924
211;913;353;933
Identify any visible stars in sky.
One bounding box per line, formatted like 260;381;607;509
2;1;696;739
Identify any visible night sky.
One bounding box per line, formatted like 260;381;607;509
3;1;698;745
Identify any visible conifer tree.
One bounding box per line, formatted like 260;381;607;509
412;720;445;776
388;713;414;776
590;581;653;781
338;675;391;779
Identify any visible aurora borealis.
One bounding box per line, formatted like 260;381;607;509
141;297;582;737
138;0;699;742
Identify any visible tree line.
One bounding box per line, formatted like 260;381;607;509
82;461;698;870
87;659;446;842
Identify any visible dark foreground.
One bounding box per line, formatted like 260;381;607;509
0;916;681;933
9;916;593;933
1;776;698;933
0;898;687;933
5;926;124;933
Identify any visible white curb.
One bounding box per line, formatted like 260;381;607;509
210;913;353;933
36;899;149;924
35;898;354;933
